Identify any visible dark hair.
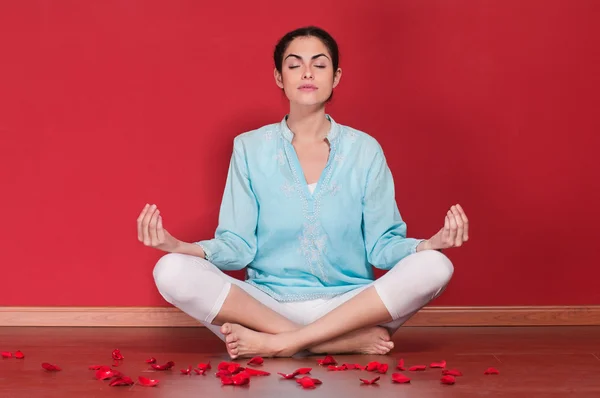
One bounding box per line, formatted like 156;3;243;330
273;26;340;102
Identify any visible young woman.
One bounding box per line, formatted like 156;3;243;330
137;26;469;359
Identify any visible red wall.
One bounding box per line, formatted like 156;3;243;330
1;1;599;307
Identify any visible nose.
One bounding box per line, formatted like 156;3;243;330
303;68;313;79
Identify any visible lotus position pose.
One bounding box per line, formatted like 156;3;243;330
137;26;469;359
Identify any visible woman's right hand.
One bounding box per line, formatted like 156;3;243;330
137;203;181;253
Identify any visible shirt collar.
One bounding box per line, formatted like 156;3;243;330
279;114;340;143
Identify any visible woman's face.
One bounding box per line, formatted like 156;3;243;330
275;36;342;107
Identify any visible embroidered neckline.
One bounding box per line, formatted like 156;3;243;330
279;114;340;143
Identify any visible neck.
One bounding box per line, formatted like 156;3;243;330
286;104;330;143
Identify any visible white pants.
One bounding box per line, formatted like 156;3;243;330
153;250;453;342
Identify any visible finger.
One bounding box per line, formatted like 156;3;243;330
447;209;458;246
149;209;160;246
157;215;165;243
137;203;150;241
442;215;451;241
456;203;469;241
142;204;157;245
451;205;463;246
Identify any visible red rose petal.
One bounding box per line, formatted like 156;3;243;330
112;360;121;367
244;368;270;376
294;367;312;375
278;372;297;379
391;373;411;383
317;355;337;365
296;376;322;389
2;352;12;358
359;376;380;385
409;365;426;371
442;369;463;376
42;363;61;371
377;363;389;374
194;368;207;375
247;356;264;366
441;375;456;385
197;362;211;371
180;365;193;375
396;358;405;371
15;351;25;359
430;360;447;368
109;376;134;387
96;369;117;380
216;370;232;378
145;357;157;364
484;367;500;375
228;363;242;373
111;349;124;361
221;371;250;386
327;365;347;371
138;376;159;387
218;361;232;370
366;361;381;371
342;363;359;370
151;361;175;371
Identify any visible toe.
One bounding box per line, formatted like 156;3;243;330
228;342;238;350
221;323;232;335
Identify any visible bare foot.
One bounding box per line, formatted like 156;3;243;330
221;323;297;359
308;326;394;355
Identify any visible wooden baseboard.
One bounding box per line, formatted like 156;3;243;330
1;306;599;327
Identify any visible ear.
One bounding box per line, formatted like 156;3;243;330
274;68;284;89
332;67;342;88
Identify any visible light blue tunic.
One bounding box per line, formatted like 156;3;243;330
196;115;424;302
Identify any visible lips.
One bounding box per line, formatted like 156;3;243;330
299;84;317;90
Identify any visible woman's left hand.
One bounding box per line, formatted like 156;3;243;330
423;204;469;251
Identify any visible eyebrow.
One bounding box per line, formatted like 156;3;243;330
284;53;330;61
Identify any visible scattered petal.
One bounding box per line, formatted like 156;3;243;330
484;367;500;375
218;361;232;371
112;360;121;367
396;358;405;371
228;363;242;374
360;376;380;385
366;361;381;371
138;376;159;387
109;376;134;387
342;363;359;370
197;362;211;371
216;370;232;378
244;368;270;376
96;368;118;380
377;363;389;374
409;365;426;371
442;369;463;377
180;365;193;375
295;367;312;375
41;363;61;371
391;373;411;383
430;360;447;368
111;349;124;361
145;357;157;364
328;365;348;371
278;372;298;379
296;376;322;389
15;351;25;359
194;368;206;376
441;375;456;385
222;371;250;386
247;356;264;366
1;352;12;358
317;355;337;366
151;361;175;371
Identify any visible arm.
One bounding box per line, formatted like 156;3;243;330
192;137;259;271
362;144;426;270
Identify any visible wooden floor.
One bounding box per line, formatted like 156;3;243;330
1;326;599;397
